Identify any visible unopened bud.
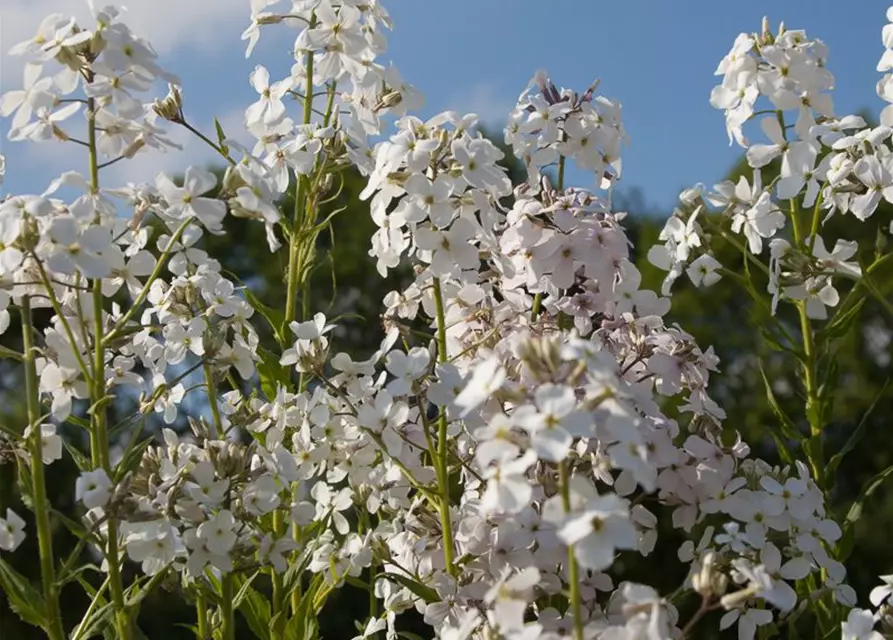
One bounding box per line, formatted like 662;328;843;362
693;552;728;597
121;136;146;159
319;173;334;196
720;585;759;610
259;14;285;26
152;84;184;123
373;90;402;113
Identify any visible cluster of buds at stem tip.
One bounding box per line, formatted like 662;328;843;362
152;83;185;124
692;551;728;599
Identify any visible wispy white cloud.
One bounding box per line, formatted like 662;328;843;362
448;82;513;129
0;0;252;89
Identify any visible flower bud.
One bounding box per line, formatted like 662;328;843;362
121;136;147;159
152;84;184;123
720;585;758;610
373;90;402;113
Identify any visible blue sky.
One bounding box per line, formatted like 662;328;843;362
1;0;889;211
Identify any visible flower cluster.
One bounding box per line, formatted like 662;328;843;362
0;2;889;640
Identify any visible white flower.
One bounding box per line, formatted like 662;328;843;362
719;607;773;640
731;192;785;255
0;63;55;130
24;423;62;465
514;383;592;462
785;276;839;320
156;167;227;233
76;469;113;510
481;450;537;514
246;65;291;126
454;357;506;417
484;567;540;632
123;520;185;576
841;609;882;640
558;493;637;571
197;510;238;556
0;509;26;552
686;254;722;287
385;347;431;396
870;574;893;607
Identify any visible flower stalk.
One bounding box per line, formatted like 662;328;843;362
22;296;66;640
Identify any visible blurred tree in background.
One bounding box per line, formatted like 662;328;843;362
2;128;892;638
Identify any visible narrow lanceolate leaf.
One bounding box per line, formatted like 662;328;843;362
845;464;893;529
257;346;292;401
235;579;271;640
0;557;48;629
756;360;797;465
827;378;890;476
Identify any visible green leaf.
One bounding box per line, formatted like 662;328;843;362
62;438;92;472
102;623;150;640
284;574;327;640
257;346;292;401
114;435;153;483
827;378;890;476
837;521;856;562
756;360;798;465
845;464;893;531
242;286;285;345
0;420;21;439
236;583;272;640
378;572;438;604
214;117;229;156
232;570;261;609
173;623;200;638
344;575;374;593
66;414;93;432
820;298;865;341
0;557;48;629
72;601;114;640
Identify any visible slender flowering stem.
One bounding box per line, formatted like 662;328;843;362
87;90;131;640
196;593;210;639
221;574;236;640
789;197;824;483
431;276;457;577
284;42;316;327
22;296;65;640
559;460;583;640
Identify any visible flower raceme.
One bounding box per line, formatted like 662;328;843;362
0;2;888;640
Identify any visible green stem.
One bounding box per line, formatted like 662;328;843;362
221;574;236;640
271;509;286;621
559;461;583;640
203;362;223;437
196;593;210;639
87;92;131;640
31;259;92;382
179;121;235;165
103;218;193;347
22;297;65;640
788;197;823;483
808;187;826;250
284;49;316;328
557;155;566;192
431;277;457;577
